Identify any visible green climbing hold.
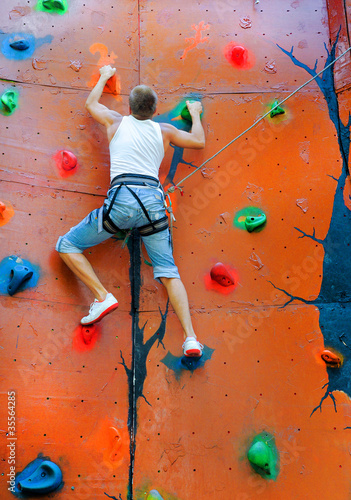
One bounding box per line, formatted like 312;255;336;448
1;90;18;114
245;213;266;232
180;100;203;123
247;432;279;480
270;100;285;118
37;0;68;13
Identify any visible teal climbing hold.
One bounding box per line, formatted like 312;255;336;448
7;265;34;296
270;100;285;118
18;460;63;494
1;90;18;114
9;40;30;51
247;433;279;480
147;490;164;500
245;213;266;232
180;100;203;122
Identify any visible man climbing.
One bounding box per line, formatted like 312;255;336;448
56;65;205;357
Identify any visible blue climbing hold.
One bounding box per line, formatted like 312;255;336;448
18;460;63;494
7;264;33;296
9;39;30;51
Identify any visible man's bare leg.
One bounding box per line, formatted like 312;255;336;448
59;252;107;301
160;277;196;339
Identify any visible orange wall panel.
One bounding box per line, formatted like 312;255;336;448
1;1;351;499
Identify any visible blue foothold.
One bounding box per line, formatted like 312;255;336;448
180;356;202;370
18;460;63;494
7;264;33;296
9;40;30;51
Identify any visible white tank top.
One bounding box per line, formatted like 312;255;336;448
109;115;164;182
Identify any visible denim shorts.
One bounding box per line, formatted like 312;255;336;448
56;185;180;281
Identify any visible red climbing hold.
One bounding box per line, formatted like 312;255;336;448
321;349;342;368
53;150;78;178
224;42;254;69
210;262;235;287
72;324;101;351
205;262;238;295
61;150;77;171
82;325;97;344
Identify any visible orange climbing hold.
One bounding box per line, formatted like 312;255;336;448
0;201;6;217
0;201;14;227
321;349;342;368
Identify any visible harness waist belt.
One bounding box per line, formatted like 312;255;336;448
110;173;161;189
103;173;169;237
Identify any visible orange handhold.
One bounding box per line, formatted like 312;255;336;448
0;200;14;226
108;426;122;463
105;74;119;95
321;349;342;368
210;262;235;287
61;150;77;171
0;201;6;217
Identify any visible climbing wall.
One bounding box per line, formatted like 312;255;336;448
1;0;351;499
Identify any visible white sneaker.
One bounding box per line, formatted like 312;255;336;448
182;337;204;357
81;293;118;325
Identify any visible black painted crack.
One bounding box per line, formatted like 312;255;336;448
117;231;168;500
277;30;351;415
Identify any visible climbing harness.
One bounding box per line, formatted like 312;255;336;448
103;173;173;237
166;44;351;196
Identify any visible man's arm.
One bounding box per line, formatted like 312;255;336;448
160;101;205;151
85;65;122;130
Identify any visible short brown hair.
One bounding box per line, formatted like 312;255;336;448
129;85;157;118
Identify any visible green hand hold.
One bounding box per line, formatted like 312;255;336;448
248;441;271;473
247;433;279;480
180;100;203;123
42;0;66;11
270;99;285;118
245;213;266;232
1;90;18;113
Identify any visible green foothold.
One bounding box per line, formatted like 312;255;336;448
180;100;203;123
247;433;279;480
1;90;18;114
270;100;285;118
245;213;266;232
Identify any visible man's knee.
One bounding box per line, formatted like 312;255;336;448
56;235;83;254
159;276;181;287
